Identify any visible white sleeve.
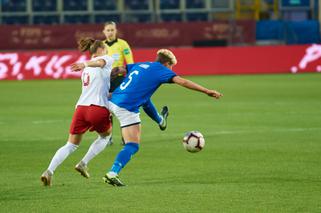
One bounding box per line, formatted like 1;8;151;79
102;55;114;68
93;56;113;68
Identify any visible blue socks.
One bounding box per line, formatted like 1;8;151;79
110;142;139;174
142;99;162;124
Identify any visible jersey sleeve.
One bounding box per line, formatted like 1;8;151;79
122;40;134;64
94;55;114;68
159;67;177;84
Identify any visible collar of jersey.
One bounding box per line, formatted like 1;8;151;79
105;38;118;47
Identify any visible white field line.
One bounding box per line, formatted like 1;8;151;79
1;127;320;142
143;127;321;138
0;120;68;125
31;119;68;124
209;127;321;135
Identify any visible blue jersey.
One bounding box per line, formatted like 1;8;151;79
110;62;177;113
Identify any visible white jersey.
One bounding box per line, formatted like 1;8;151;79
76;55;114;108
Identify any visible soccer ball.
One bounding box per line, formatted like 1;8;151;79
182;131;205;153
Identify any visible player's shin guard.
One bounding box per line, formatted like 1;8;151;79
81;135;111;165
142;100;162;124
109;142;139;174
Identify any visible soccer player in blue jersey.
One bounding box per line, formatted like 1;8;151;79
103;49;222;186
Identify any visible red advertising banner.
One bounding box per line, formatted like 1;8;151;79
0;44;320;80
0;21;255;50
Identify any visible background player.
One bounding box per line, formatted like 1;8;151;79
103;49;223;186
40;38;114;186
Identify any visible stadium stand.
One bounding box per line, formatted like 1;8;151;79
0;0;319;44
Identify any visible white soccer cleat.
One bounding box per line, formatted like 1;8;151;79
40;170;53;186
75;161;90;178
103;172;125;187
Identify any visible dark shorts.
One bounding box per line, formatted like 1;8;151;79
69;105;111;134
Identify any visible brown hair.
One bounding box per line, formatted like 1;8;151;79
155;49;177;65
78;37;105;55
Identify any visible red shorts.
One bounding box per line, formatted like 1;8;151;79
69;105;111;134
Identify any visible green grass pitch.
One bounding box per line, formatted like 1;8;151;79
0;74;321;212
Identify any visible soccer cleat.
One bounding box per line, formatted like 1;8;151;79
103;173;126;187
159;106;169;131
40;170;53;186
75;161;90;178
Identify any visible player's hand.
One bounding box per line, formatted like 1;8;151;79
70;63;85;72
111;67;127;80
207;90;222;99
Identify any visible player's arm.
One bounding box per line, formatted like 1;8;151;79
172;76;222;99
70;59;106;72
122;41;134;64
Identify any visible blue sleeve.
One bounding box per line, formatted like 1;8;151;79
159;67;177;84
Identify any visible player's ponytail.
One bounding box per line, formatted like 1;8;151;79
78;37;105;55
156;49;177;66
78;37;94;52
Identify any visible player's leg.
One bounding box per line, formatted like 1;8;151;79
103;102;141;186
75;105;112;178
41;106;88;186
142;99;169;130
108;114;114;145
41;134;82;186
104;124;140;186
75;128;112;178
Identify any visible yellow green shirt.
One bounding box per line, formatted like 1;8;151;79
104;38;134;68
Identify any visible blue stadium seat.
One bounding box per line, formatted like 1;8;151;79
186;0;205;9
94;0;117;11
160;13;182;22
63;0;87;11
1;0;26;12
160;0;179;9
2;16;28;24
125;14;151;23
125;0;149;10
64;15;90;24
33;0;57;12
95;15;120;23
186;13;208;21
33;15;59;24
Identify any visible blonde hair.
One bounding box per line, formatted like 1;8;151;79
104;21;116;27
78;37;105;54
156;49;177;65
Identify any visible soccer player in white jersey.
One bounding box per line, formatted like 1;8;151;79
103;49;223;186
40;38;114;186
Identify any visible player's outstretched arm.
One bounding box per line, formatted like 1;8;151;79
172;76;222;99
71;59;106;72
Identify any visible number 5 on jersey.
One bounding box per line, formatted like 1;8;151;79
120;70;139;90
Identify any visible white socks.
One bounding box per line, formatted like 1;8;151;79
47;142;78;174
46;135;111;174
81;135;111;165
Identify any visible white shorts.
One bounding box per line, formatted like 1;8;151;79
109;102;141;128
